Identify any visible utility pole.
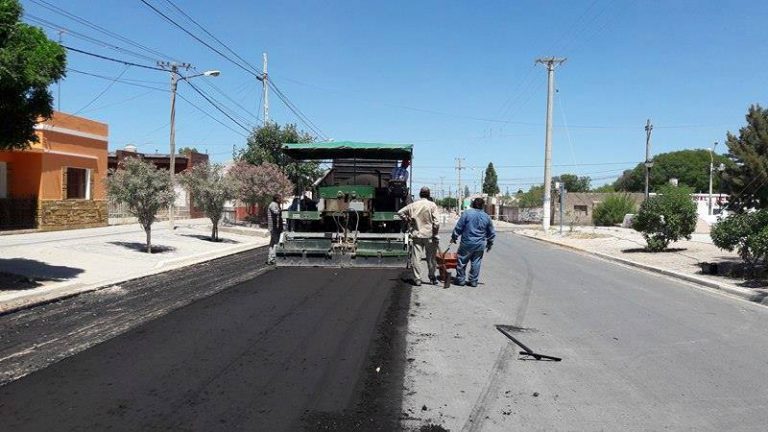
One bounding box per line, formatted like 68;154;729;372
439;176;445;201
159;61;191;230
708;141;718;215
259;52;269;126
455;158;465;211
644;119;654;200
535;57;566;232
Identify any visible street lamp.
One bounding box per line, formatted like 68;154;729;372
708;141;718;216
167;67;221;230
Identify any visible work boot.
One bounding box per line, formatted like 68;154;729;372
452;278;466;286
468;281;478;287
429;276;438;285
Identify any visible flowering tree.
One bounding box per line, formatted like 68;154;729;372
229;161;293;220
179;162;237;241
106;157;174;253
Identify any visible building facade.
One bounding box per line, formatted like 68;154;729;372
0;112;109;231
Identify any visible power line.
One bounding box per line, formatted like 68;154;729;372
63;45;166;71
137;0;261;78
268;79;328;140
70;64;131;115
28;0;181;62
184;81;253;133
176;92;249;138
66;68;167;89
161;0;261;73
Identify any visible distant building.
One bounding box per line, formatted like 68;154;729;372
0;112;109;231
107;146;209;223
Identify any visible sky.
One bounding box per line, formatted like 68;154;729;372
20;0;768;194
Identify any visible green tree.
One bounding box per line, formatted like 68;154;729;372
106;157;175;253
178;146;199;155
711;209;768;276
591;183;615;193
438;197;458;209
613;149;732;193
482;162;500;195
179;162;237;242
722;104;768;211
0;0;66;150
517;185;544;208
554;173;590;192
633;185;697;251
592;193;637;226
238;123;321;192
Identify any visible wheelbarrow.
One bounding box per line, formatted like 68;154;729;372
436;243;458;289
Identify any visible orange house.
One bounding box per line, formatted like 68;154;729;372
0;112;108;231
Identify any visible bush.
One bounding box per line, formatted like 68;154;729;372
711;210;768;276
633;185;697;251
592;193;637;226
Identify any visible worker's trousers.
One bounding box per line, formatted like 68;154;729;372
267;230;280;263
411;237;437;283
455;242;485;285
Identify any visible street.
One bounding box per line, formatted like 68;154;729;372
0;250;410;431
404;230;768;431
1;231;767;431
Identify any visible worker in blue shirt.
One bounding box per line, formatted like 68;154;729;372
450;197;496;287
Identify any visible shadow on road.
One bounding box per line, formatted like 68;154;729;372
180;234;239;244
0;259;85;290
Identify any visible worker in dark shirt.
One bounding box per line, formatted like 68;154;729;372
450;197;496;287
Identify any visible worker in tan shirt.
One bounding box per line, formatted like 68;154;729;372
398;187;440;286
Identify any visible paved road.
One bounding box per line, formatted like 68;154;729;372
404;229;768;431
0;252;410;431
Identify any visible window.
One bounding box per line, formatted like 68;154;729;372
66;167;90;199
574;205;588;214
0;162;7;199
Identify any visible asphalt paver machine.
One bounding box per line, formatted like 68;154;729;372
276;141;413;268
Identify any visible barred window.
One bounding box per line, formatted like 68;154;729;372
66;168;90;199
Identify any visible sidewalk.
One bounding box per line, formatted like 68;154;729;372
498;221;768;305
0;220;269;314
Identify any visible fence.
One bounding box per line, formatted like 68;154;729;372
0;197;38;230
108;200;191;225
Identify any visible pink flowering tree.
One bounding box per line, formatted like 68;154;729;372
229;161;293;222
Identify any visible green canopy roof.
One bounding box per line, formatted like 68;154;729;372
282;141;413;160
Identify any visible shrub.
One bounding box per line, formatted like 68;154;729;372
633;185;697;251
592;193;637;226
711;210;768;276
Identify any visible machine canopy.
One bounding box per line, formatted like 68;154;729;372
282;141;413;160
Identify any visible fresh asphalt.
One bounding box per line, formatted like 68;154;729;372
0;249;410;431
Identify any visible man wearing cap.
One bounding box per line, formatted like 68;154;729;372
397;186;439;286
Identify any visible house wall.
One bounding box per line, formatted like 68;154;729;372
0;151;42;198
552;192;646;226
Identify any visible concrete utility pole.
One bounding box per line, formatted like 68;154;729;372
158;62;220;230
439;176;445;201
259;52;269;126
535;57;566;232
455;158;465;211
644;119;654;200
708;141;718;215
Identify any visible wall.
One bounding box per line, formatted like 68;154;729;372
38;200;108;231
0;151;42;198
553;192;645;226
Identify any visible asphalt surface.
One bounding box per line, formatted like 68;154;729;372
0;249;411;431
403;229;768;431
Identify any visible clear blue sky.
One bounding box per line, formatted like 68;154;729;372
21;0;768;193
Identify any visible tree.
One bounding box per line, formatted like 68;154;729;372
179;162;237;241
229;161;293;220
438;197;458;209
722;104;768;211
711;209;768;276
517;185;544;208
0;0;66;150
178;146;199;155
554;173;590;192
238;123;321;193
591;183;615;193
633;185;697;251
613;149;733;193
592;193;636;226
482;162;500;195
106;157;174;253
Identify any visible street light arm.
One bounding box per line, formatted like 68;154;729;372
179;70;221;81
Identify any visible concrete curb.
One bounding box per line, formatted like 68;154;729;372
0;241;268;316
515;232;768;306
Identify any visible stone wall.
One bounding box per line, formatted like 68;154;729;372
38;200;108;231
